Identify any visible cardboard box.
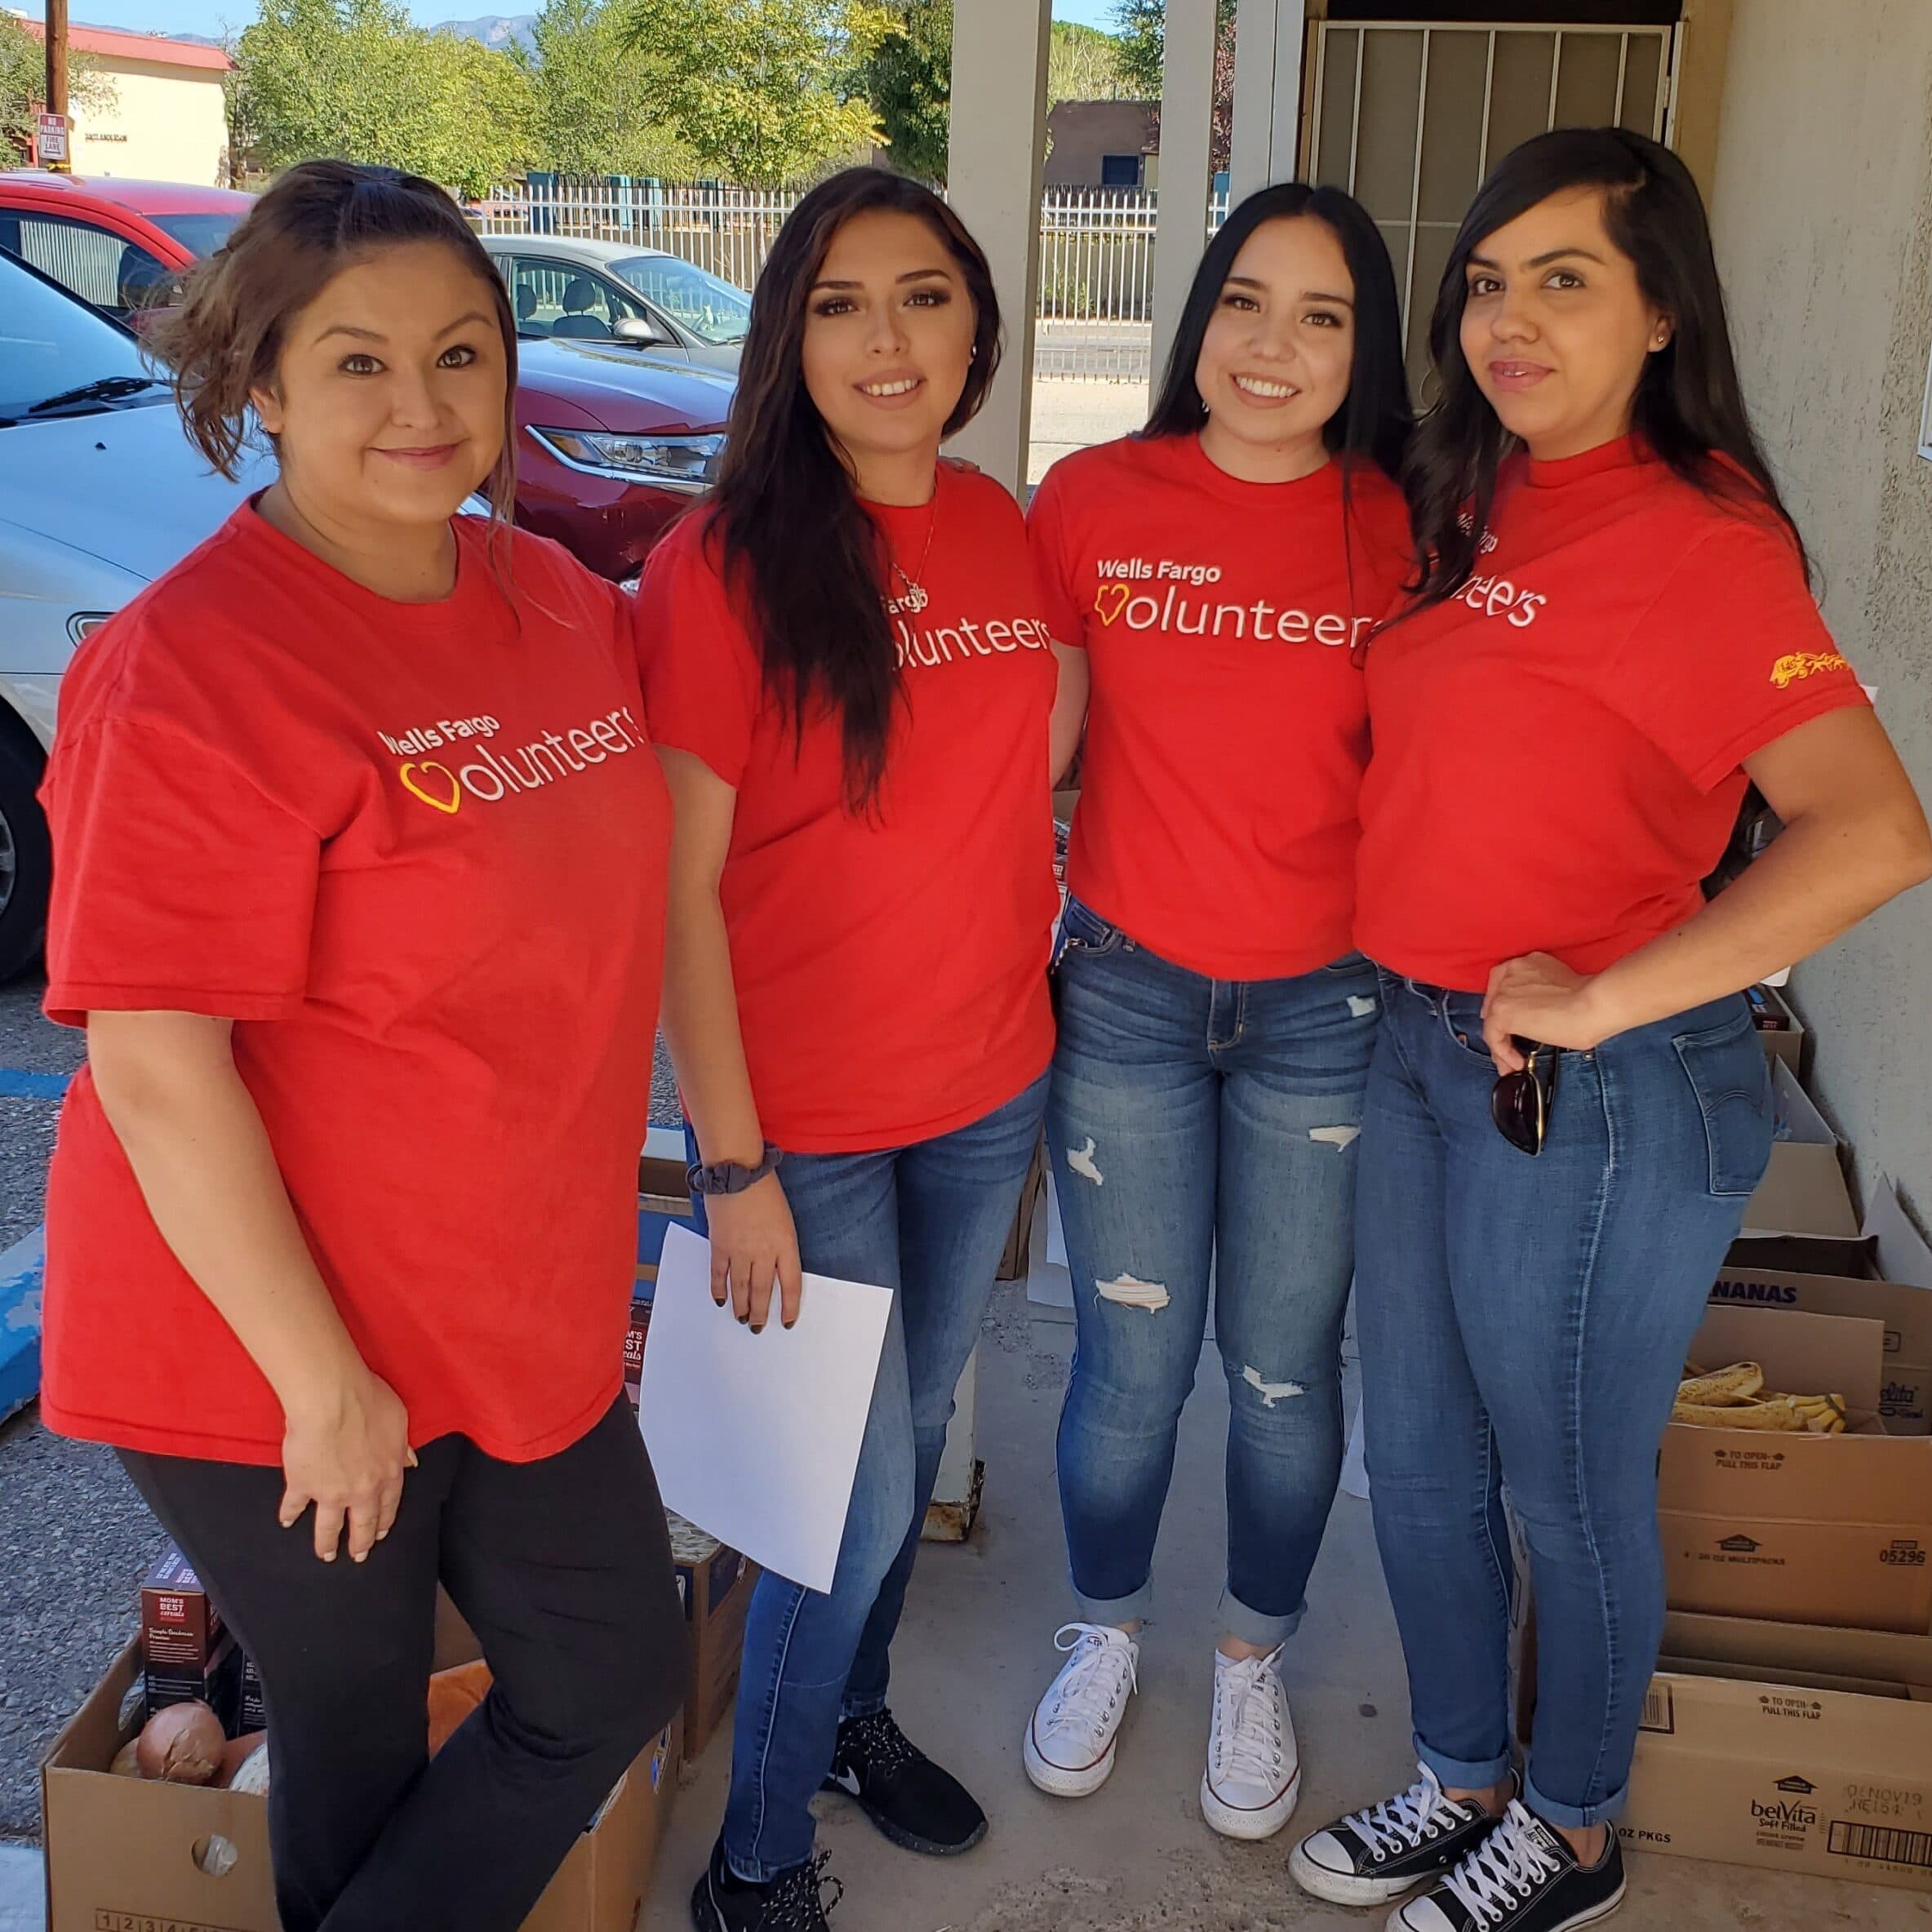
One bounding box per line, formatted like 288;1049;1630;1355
1659;1304;1932;1632
1621;1613;1932;1892
668;1512;757;1761
140;1544;224;1676
147;1631;245;1734
621;1290;654;1413
42;1637;682;1932
997;1139;1046;1283
1745;981;1807;1077
238;1654;266;1734
1744;1061;1857;1238
1709;1260;1932;1433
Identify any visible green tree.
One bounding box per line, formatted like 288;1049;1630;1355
517;0;697;178
236;0;535;198
855;7;1130;186
1113;0;1235;172
620;0;888;187
1;14;114;162
855;0;947;182
1048;20;1127;106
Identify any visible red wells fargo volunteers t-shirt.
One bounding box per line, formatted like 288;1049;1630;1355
1028;433;1411;979
636;463;1058;1153
1354;437;1871;992
40;506;672;1466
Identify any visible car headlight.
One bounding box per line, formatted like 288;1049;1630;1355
68;612;113;646
529;429;724;493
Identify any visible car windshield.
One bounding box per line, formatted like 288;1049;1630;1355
611;255;751;346
0;254;162;423
149;211;245;259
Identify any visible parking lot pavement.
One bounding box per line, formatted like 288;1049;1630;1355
0;975;682;1844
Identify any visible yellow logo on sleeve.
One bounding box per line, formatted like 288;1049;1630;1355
1770;651;1851;688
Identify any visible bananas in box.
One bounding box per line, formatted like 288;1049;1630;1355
1672;1360;1847;1433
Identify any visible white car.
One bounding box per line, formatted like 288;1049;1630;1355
0;251;267;976
479;235;750;372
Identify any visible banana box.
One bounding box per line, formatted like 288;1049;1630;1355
1622;1613;1932;1893
1659;1304;1932;1634
1709;1260;1932;1434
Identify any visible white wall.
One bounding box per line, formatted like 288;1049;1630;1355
72;62;228;186
1709;0;1932;1228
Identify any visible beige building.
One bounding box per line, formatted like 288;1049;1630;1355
24;20;231;186
953;0;1932;1236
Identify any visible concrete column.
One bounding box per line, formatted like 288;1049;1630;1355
1229;0;1308;202
944;0;1053;496
1151;0;1221;386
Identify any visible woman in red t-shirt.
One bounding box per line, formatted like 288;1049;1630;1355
1019;182;1411;1843
38;163;682;1932
636;170;1064;1930
1290;130;1930;1931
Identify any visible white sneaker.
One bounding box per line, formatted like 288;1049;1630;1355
1200;1645;1300;1841
1023;1622;1139;1798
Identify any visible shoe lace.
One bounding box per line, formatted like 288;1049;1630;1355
1208;1647;1286;1786
757;1850;843;1930
1443;1804;1562;1927
1345;1764;1467;1859
1042;1622;1137;1746
841;1708;919;1779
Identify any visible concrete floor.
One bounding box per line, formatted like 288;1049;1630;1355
646;1281;1932;1932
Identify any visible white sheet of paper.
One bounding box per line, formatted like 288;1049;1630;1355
639;1223;894;1594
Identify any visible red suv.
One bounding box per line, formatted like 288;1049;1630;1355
0;171;731;580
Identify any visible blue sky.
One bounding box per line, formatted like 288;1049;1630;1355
16;0;1121;47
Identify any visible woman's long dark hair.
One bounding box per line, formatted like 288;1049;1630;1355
703;167;1001;811
1145;180;1411;482
1406;127;1806;609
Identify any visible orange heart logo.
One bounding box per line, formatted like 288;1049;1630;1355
1094;583;1131;626
399;761;462;814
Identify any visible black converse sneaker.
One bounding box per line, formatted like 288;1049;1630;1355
1290;1765;1511;1906
690;1840;842;1931
1389;1801;1625;1932
821;1707;988;1855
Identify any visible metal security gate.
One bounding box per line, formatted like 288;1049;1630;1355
1307;20;1677;387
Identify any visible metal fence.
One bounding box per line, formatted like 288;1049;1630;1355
475;178;1229;381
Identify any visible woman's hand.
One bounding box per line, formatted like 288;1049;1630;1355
1482;953;1621;1073
704;1172;803;1333
279;1365;415;1563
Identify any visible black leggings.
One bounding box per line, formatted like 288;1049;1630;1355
119;1399;684;1932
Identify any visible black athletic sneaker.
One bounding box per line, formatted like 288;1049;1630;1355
1391;1801;1625;1932
820;1707;988;1855
1290;1765;1512;1907
690;1840;842;1931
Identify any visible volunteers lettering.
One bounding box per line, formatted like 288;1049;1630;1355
1096;581;1375;647
892;612;1054;670
383;705;648;814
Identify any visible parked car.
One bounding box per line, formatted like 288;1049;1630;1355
3;171;734;582
0;249;268;977
479;234;750;371
0;171;246;322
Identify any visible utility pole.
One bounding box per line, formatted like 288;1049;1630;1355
44;0;72;171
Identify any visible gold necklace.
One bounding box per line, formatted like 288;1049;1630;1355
886;493;940;615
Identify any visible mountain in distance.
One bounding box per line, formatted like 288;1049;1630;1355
433;12;538;53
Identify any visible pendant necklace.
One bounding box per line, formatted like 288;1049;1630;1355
886;493;940;616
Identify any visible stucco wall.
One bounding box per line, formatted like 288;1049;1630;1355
71;62;228;187
1708;0;1932;1228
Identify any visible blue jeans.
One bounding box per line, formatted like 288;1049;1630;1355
1355;974;1772;1829
697;1072;1049;1881
1048;897;1378;1646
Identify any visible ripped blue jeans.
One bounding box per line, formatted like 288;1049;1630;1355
1047;896;1379;1645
